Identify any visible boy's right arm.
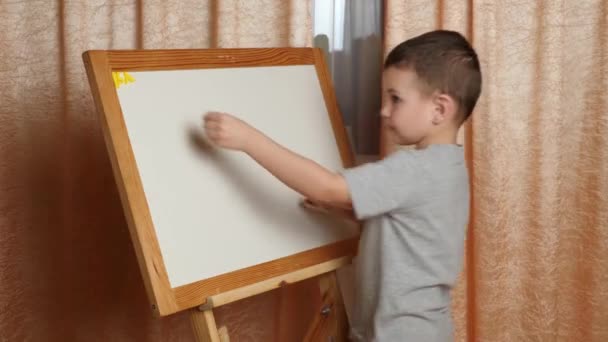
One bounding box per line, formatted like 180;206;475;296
203;112;353;208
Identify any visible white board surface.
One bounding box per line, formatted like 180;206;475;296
115;65;358;288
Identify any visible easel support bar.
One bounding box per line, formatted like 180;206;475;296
197;256;351;310
191;256;353;342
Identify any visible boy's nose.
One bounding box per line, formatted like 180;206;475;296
380;107;390;118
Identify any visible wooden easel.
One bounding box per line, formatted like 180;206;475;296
82;47;357;341
190;258;351;342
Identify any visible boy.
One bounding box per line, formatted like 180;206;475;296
203;30;481;341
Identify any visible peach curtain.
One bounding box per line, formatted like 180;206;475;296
384;1;608;341
0;1;313;341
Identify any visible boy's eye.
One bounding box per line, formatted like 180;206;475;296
391;95;401;103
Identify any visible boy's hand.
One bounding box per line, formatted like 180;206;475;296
300;198;358;222
300;198;330;214
203;112;257;151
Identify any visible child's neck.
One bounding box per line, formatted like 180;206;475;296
415;129;460;149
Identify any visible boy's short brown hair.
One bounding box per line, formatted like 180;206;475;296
384;30;482;122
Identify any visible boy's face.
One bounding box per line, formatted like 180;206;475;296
380;67;437;146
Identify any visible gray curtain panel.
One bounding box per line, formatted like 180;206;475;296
313;0;383;160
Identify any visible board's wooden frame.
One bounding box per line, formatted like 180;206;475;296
82;48;359;317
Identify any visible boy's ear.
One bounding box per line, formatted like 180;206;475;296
432;93;457;125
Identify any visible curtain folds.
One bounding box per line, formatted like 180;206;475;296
0;1;312;341
383;1;608;341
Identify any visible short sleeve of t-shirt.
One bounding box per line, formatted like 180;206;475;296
341;150;419;220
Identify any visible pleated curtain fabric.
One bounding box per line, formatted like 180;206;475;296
383;1;608;341
0;1;317;341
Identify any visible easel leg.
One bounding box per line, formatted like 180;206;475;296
190;308;230;342
303;271;349;342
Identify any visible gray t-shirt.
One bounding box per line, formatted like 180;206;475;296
342;144;469;341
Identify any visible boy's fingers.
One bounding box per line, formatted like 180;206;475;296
299;198;314;207
300;199;329;213
204;120;218;130
203;112;222;122
204;118;227;132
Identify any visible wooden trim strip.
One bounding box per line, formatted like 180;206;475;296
101;48;316;71
83;51;178;316
312;49;355;167
183;244;356;311
175;239;356;312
